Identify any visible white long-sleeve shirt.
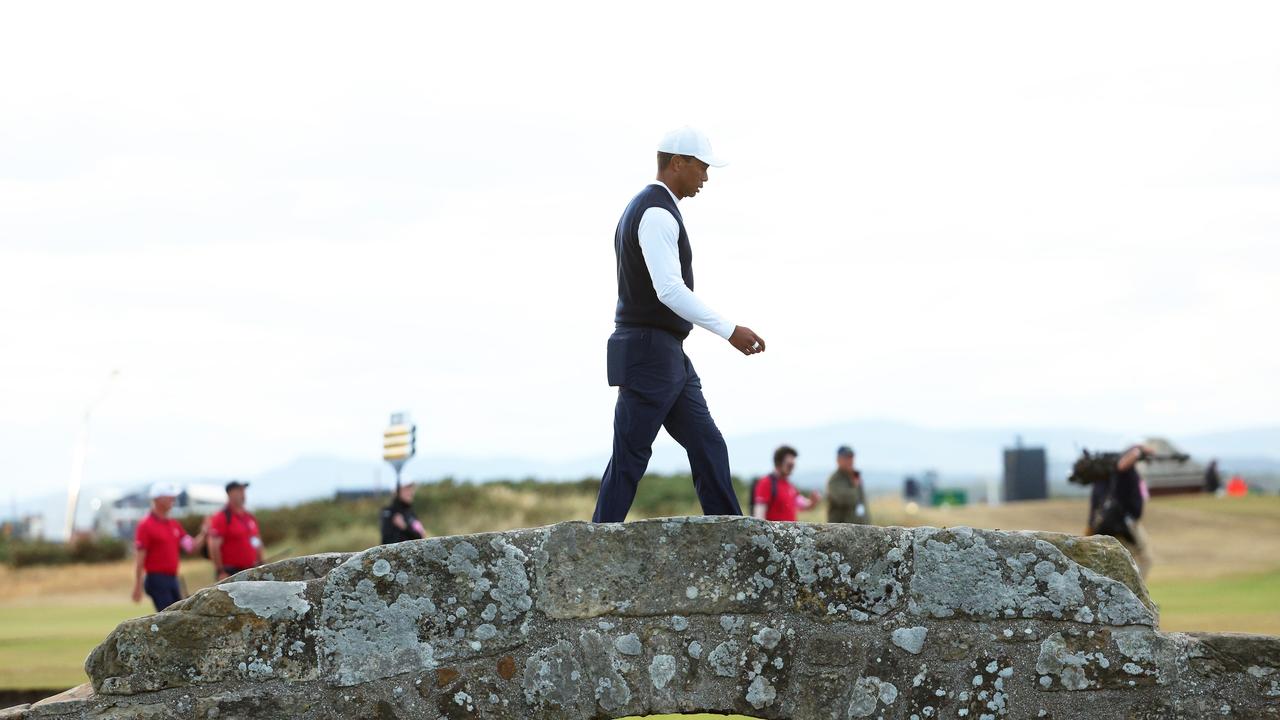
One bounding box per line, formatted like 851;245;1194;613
637;182;736;340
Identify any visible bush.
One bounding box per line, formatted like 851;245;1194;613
69;536;127;564
254;499;370;546
177;514;204;536
74;472;752;560
5;537;128;568
8;541;72;568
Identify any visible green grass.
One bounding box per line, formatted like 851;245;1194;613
0;603;140;690
1148;569;1280;635
1158;493;1280;518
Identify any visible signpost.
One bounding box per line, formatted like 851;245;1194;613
382;412;416;489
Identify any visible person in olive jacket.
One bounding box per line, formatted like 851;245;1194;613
826;445;871;524
380;481;426;545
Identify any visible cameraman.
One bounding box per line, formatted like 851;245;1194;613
1086;444;1154;578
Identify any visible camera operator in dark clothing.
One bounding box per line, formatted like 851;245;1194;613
1204;459;1222;493
1087;443;1154;578
380;481;426;545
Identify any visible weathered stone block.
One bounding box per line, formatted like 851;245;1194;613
10;518;1267;720
317;527;541;687
86;579;319;694
908;526;1154;626
220;552;355;584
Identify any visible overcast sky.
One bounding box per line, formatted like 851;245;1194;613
1;2;1277;501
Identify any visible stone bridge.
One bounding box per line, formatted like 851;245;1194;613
4;518;1279;719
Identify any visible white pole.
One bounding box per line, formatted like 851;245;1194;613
64;370;120;540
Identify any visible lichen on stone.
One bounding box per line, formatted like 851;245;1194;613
746;674;777;709
708;640;740;677
892;626;928;655
649;654;677;689
221;581;311;621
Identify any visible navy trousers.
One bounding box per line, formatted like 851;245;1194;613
592;326;742;522
144;573;182;612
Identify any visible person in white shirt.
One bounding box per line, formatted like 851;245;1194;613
592;127;767;523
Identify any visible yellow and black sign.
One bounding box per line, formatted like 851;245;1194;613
382;415;416;465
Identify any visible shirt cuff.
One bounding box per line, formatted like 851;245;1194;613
709;318;735;340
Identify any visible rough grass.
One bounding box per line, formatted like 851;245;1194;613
860;494;1280;583
2;485;1276;693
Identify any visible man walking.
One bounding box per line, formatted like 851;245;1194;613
827;445;871;524
593;127;767;523
131;483;195;611
208;480;264;580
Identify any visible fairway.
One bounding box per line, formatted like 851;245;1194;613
3;494;1277;694
1148;569;1280;634
0;602;138;691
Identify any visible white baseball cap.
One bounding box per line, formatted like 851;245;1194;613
657;126;727;168
149;482;180;499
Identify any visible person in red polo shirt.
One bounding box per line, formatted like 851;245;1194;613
208;480;264;580
751;445;820;522
132;482;195;611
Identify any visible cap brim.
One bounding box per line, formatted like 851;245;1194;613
696;153;728;168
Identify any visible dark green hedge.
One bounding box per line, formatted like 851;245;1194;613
6;536;127;568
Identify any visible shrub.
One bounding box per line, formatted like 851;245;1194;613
69;536;127;564
255;516;289;547
5;537;128;567
177;514;205;536
8;541;72;568
60;472;749;560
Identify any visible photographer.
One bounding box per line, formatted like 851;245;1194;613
1086;444;1154;578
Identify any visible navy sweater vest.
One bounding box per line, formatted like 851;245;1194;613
613;184;694;339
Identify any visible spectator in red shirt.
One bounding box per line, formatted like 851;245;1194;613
132;483;195;611
751;445;820;521
209;480;264;580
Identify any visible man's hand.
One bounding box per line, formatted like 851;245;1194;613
729;326;766;356
216;569;230;581
131;583;143;603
